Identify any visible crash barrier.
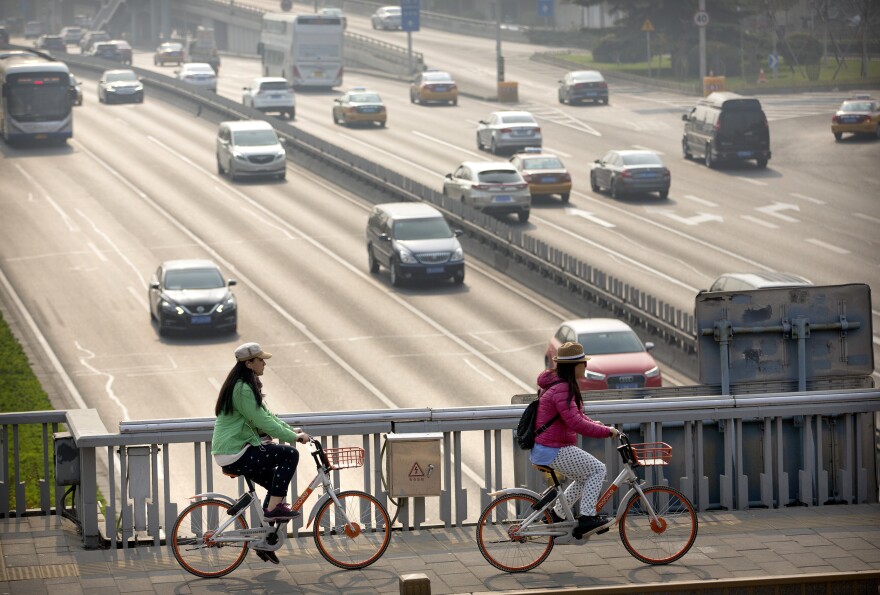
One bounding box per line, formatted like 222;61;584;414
1;387;878;548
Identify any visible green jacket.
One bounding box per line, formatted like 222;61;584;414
211;380;302;455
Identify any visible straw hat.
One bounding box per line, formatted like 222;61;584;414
552;341;590;364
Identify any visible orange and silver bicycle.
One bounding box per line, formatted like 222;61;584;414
171;438;391;578
476;434;698;573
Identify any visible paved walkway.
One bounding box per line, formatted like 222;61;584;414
1;504;879;594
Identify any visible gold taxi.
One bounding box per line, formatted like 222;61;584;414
509;148;572;203
831;95;879;141
410;69;458;106
332;87;387;127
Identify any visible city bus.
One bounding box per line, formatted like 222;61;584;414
259;12;344;89
0;50;72;144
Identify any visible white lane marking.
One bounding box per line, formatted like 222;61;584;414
208;377;222;393
463;358;495;382
565;207;615;228
127;286;149;312
543;146;571;158
339;132;446;179
14;164;78;231
77;208;147;285
531;215;700;293
682;194;718;207
412;130;482;158
141;136;535;396
805;238;850;254
790;192;825;205
632;145;664;155
470;333;499;352
740;215;779;229
646;210;724;226
756;202;800;222
75;340;130;421
855;212;880;224
87;242;108;262
736;176;768;187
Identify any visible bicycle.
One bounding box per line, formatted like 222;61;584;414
476;434;698;573
171;438;391;578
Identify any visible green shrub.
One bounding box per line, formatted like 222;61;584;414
781;32;824;65
687;41;740;77
593;33;646;63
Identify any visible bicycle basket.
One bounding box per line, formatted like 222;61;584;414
630;442;672;466
324;447;364;469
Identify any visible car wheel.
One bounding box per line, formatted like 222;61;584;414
228;323;237;336
704;145;714;169
390;262;402;287
659;189;669;199
518;210;530;223
476;133;484;150
216;156;224;175
490;138;498;154
558;92;564;104
833;132;842;141
368;246;380;274
278;171;286;181
560;192;570;203
601;98;608;105
756;158;768;169
590;171;600;192
410;91;416;104
228;165;237;182
379;120;386;128
451;98;458;106
682;138;692;160
453;270;464;285
611;179;620;199
876;125;880;140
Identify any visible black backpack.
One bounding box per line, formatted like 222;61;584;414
515;395;560;450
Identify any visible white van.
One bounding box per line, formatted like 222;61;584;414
215;120;287;182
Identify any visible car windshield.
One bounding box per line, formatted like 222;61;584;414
477;169;522;183
385;8;401;15
841;102;873;112
232;130;278;146
187;66;214;74
573;72;601;82
500;114;535;124
522;157;563;170
259;81;289;92
350;93;381;103
162;43;183;51
393;218;453;240
424;72;452;82
621;153;662;166
164;268;225;290
106;71;137;82
577;331;645;355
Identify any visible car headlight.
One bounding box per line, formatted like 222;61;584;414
397;249;417;264
160;299;182;315
217;295;236;312
450;247;464;262
275;151;285;160
585;369;606;381
232;151;247;161
644;365;660;378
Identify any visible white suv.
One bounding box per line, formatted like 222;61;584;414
443;161;531;223
216;120;287;182
242;77;296;119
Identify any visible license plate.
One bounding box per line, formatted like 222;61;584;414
639;172;657;178
191;315;211;324
35;133;47;139
426;266;444;274
271;94;283;99
617;383;638;389
314;71;324;78
585;91;597;96
360;107;377;113
433;86;448;92
842;117;857;123
492;195;513;203
737;151;752;157
540;176;556;183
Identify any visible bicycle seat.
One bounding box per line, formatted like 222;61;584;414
532;464;554;473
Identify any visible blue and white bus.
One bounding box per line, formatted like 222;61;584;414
259;13;344;89
0;50;72;144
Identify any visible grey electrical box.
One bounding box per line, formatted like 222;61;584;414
385;433;442;498
53;432;80;486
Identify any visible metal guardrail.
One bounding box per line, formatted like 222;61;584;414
2;388;878;549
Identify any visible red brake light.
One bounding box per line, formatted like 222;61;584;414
560;173;571;182
500;128;513;134
621;170;633;178
521;174;533;182
472;184;490;190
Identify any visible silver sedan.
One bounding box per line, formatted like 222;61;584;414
442;161;531;223
476;110;542;155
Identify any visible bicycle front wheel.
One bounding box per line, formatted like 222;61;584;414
313;490;391;569
476;493;554;573
618;486;698;565
171;498;249;578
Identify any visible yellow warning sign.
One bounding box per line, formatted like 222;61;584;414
642;19;654;32
408;462;425;479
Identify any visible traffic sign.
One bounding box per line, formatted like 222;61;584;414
693;11;709;27
401;0;420;32
768;53;779;69
537;0;554;18
641;18;654;32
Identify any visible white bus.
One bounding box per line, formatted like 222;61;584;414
0;50;72;144
259;12;344;89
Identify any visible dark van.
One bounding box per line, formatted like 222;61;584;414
681;92;770;169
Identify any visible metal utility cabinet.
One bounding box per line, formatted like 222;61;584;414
385;433;442;498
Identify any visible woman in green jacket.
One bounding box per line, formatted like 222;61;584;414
212;342;309;528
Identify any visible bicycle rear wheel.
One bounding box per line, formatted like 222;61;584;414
313;490;391;569
476;493;554;573
171;499;249;578
618;486;698;565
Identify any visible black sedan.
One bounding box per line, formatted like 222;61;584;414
590;150;670;199
149;259;237;336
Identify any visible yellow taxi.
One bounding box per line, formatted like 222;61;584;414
410;69;458;106
509;148;572;203
831;95;879;141
332;87;387;127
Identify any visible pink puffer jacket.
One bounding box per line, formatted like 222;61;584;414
534;369;612;447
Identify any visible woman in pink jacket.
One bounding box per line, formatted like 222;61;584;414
531;341;620;537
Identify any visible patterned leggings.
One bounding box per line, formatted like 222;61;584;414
221;443;299;509
550;445;606;518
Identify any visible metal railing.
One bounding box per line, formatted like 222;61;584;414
1;388;878;549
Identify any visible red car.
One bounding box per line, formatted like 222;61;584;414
544;318;662;391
